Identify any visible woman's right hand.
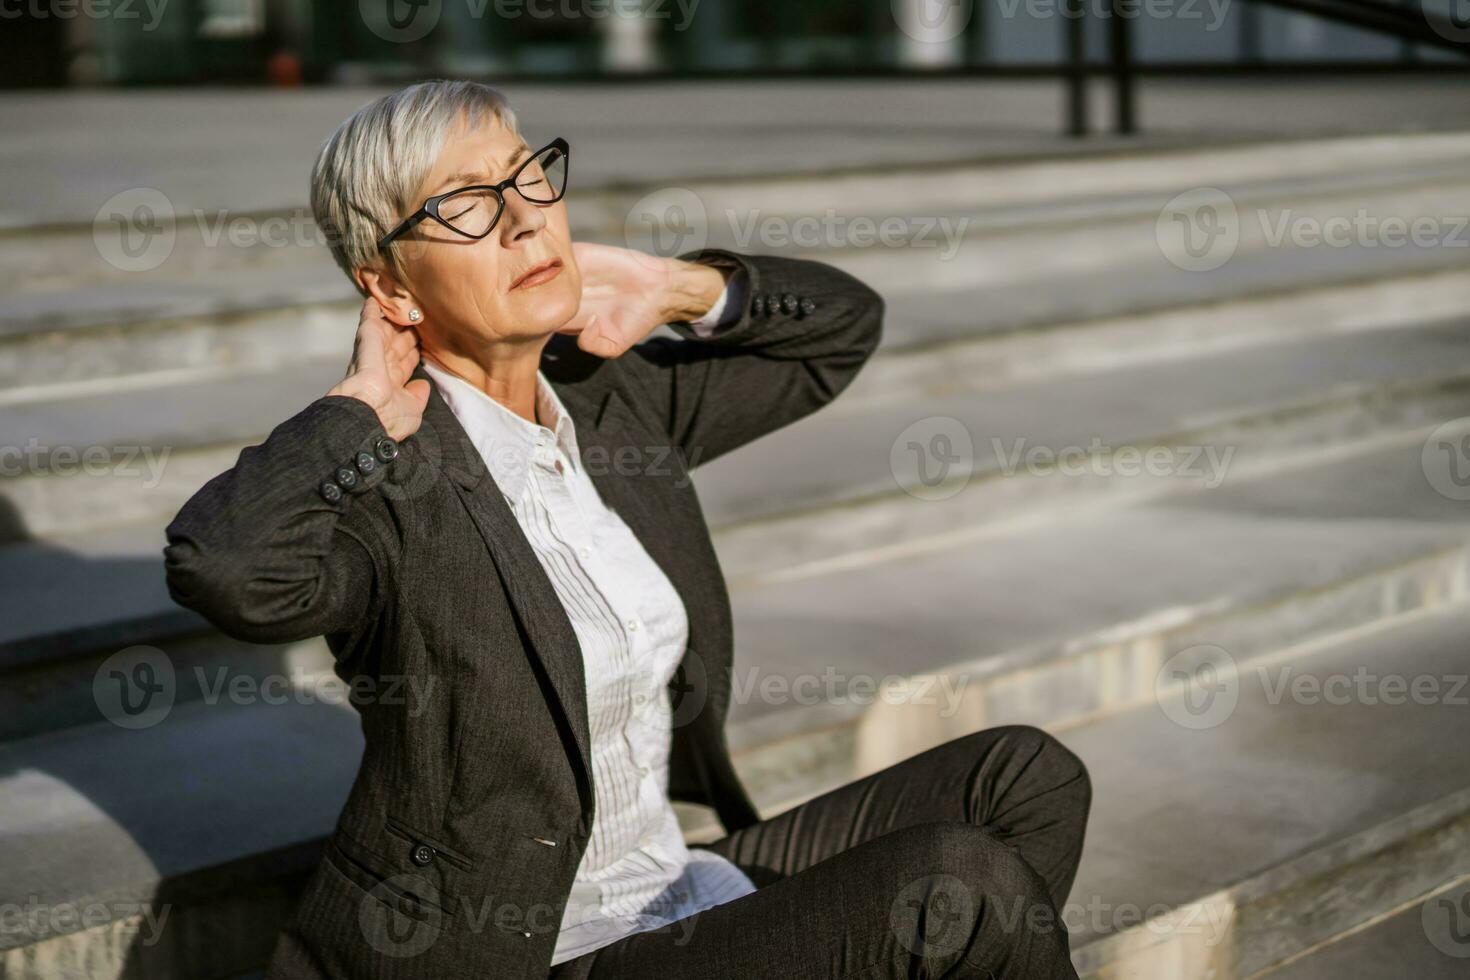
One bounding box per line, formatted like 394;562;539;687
327;298;431;440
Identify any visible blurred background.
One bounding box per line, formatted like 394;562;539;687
4;1;1470;978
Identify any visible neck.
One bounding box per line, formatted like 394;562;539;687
422;334;549;426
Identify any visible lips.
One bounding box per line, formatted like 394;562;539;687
510;258;563;291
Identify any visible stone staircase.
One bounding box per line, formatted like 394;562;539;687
4;132;1470;978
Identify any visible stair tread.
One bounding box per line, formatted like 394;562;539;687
5;309;1469;520
1266;886;1470;978
723;428;1469;735
4;418;1465;736
1058;600;1470;950
0;693;362;951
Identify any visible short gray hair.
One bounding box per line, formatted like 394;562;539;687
310;79;522;294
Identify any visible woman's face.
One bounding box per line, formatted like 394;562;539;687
373;113;582;351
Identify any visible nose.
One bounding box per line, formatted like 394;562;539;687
498;186;547;246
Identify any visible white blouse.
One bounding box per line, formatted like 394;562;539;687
419;271;756;966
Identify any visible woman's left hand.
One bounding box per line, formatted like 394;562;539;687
558;241;727;358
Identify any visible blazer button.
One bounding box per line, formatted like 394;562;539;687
799;297;816;316
319;480;343;503
355;451;377;475
410;843;435;866
335;466;359;489
376;436;400;462
781;293;798;314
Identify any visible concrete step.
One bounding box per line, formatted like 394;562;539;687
9;129;1470;293
5;284;1470;547
0;694;362;979
10;417;1467;749
1261;877;1470;979
3;534;1465;979
6;134;1470;393
715;423;1470;812
1061;601;1470;978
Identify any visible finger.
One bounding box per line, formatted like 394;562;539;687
575;316;623;359
389;343;419;386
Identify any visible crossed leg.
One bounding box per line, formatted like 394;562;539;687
550;725;1092;979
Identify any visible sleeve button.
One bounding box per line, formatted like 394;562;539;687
799;297;816;316
376;436;399;462
355;451;377;475
751;294;765;316
781;293;798;314
335;466;359;489
764;293;782;314
319;480;343;503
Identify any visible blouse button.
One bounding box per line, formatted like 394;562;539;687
625;618;639;632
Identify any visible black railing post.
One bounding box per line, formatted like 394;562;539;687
1066;0;1089;136
1110;0;1136;134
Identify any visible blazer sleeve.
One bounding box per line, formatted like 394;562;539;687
617;247;885;468
162;393;402;647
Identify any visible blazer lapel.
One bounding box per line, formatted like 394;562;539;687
408;360;593;809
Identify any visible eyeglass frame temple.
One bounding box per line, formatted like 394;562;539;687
375;137;569;252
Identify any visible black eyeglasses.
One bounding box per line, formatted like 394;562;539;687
376;137;569;251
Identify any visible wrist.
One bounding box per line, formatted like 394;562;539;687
326;379;389;420
661;258;729;324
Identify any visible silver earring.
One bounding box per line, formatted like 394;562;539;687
408;309;421;322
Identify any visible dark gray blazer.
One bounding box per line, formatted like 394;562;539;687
162;247;884;979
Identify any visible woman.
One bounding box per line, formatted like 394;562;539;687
162;79;1091;979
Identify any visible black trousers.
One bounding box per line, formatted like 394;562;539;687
548;725;1092;979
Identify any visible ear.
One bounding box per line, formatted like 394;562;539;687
356;265;421;326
